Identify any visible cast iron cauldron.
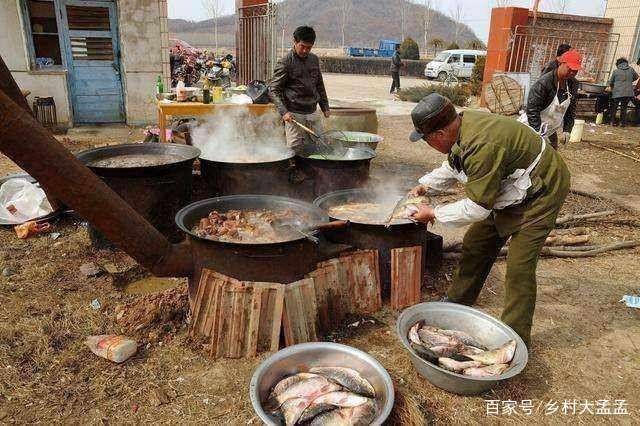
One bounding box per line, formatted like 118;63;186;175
77;143;201;246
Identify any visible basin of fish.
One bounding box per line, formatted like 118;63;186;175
264;367;378;425
408;320;517;378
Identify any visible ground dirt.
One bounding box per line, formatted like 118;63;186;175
1;75;640;424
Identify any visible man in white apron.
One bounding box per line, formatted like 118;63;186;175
407;94;571;345
522;50;582;149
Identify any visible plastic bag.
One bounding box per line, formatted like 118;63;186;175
86;335;137;363
0;178;53;225
228;94;253;105
246;80;270;104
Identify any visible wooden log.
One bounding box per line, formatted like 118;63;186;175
283;278;318;346
544;234;590;246
549;227;589;237
556;210;615;226
390;246;423;310
542;240;640;258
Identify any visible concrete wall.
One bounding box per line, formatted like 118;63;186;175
117;0;169;126
605;0;640;65
0;0;72;126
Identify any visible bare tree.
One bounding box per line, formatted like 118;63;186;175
339;0;353;49
277;0;291;57
202;0;224;55
422;0;433;58
449;1;464;45
398;0;409;41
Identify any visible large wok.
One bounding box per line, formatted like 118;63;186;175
314;189;443;297
175;194;331;287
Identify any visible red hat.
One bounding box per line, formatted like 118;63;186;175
559;50;583;71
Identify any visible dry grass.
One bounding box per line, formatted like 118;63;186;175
1;119;640;423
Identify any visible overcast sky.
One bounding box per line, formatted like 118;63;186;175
168;0;607;42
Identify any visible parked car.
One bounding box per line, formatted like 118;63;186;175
424;49;486;81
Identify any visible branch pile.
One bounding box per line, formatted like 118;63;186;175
443;209;640;259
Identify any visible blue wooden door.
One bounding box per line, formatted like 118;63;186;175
61;0;124;123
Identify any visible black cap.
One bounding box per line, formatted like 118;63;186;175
409;94;458;142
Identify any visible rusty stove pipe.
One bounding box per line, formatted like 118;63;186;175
0;56;193;278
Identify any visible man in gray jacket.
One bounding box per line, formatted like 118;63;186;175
268;26;330;153
390;45;402;94
608;58;640;127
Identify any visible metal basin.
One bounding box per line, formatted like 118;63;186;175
396;302;528;395
325;131;383;151
250;342;394;425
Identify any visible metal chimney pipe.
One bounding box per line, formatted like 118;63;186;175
0;58;193;278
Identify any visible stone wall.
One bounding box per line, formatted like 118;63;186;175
117;0;169;125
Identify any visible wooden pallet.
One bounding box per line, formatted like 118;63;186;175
390;246;423;310
341;250;382;314
282;278;318;346
190;270;284;359
307;260;349;333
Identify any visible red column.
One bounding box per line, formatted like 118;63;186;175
483;7;530;85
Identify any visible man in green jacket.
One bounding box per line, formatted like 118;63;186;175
408;94;571;345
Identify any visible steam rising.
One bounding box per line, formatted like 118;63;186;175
191;107;294;163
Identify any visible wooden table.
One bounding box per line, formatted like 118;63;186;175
157;102;277;143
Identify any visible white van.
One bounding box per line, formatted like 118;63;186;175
424;49;487;81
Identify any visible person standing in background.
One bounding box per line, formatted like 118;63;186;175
524;50;581;149
268;26;330;154
390;45;403;94
607;57;639;127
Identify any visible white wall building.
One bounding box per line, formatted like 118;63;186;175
0;0;170;127
605;0;640;66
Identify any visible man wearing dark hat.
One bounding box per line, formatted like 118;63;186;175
407;94;570;345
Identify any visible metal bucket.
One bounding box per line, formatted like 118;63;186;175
249;342;394;425
396;302;528;395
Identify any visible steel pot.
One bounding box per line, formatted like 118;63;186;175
249;342;394;425
397;302;528;395
325;130;383;151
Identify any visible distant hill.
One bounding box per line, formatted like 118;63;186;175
168;0;482;51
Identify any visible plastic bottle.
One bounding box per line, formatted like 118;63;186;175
156;75;164;95
176;79;186;102
86;335;137;363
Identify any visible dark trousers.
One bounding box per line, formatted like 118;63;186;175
633;97;640;125
390;72;400;93
610;97;633;125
